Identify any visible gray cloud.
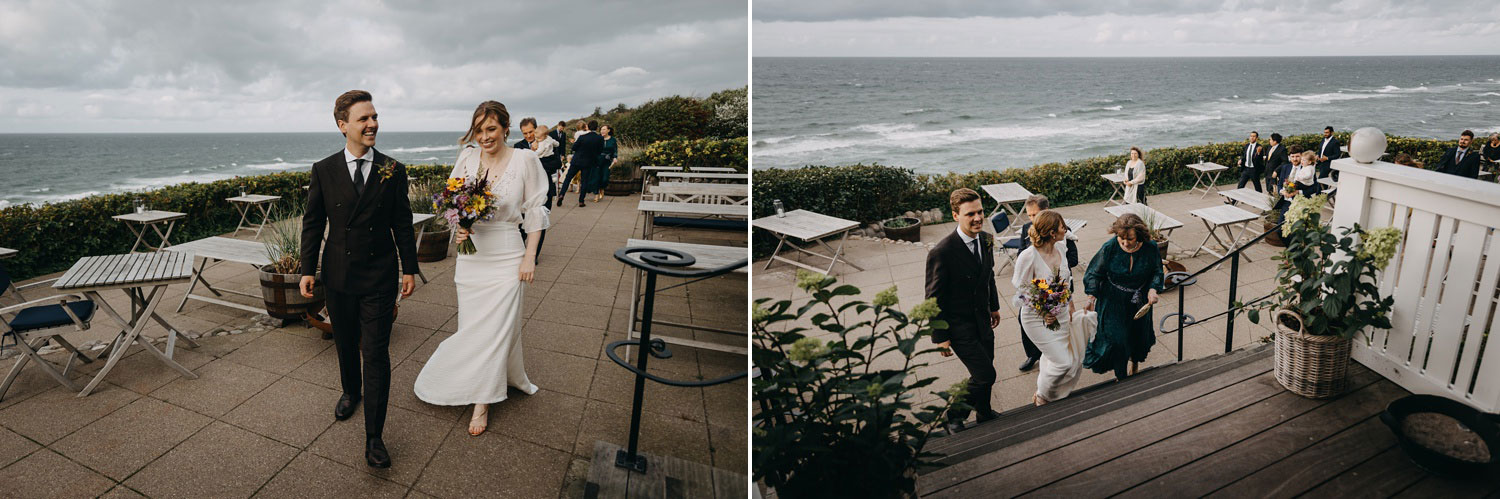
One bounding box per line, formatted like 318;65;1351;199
752;0;1470;22
0;0;747;132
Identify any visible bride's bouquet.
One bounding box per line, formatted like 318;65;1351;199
1022;273;1071;330
433;176;496;255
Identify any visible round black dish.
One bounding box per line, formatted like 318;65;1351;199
1379;394;1500;479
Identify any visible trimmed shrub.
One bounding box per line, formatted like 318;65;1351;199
0;164;453;281
754;132;1470;258
643;137;748;171
617;95;711;144
705;87;748;139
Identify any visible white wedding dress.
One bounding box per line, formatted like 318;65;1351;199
413;146;551;405
1013;241;1087;402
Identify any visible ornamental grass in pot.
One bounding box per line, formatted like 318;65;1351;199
259;208;325;324
1243;194;1401;398
409;179;451;262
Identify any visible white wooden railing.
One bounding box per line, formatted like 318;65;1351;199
1330;157;1500;412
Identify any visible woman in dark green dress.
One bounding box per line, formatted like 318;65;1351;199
1082;213;1163;380
590;125;618;202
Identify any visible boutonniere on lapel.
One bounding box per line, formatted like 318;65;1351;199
978;231;994;248
374;159;401;182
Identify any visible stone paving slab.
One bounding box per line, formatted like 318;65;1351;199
0;193;748;498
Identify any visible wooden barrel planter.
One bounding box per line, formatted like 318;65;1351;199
1264;221;1286;247
1273;309;1352;399
259;267;324;322
605;177;635;196
417;227;451;262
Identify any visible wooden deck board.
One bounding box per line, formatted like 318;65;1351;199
1205;417;1397;499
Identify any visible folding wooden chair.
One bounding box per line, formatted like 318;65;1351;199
0;263;99;402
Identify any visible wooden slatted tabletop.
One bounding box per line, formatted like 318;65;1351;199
164;237;272;266
650;182;748;197
1189;204;1259;226
111;210;186;224
54;252;193;291
1104;203;1184;232
637;200;748;218
654;172;747;181
1218;187;1274;212
751;209;858;241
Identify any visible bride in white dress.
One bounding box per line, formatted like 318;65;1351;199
1012;210;1086;406
413;101;550;436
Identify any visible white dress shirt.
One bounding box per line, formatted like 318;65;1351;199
956;227;982;261
343;147;375;184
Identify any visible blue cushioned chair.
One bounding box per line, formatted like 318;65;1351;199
990;211;1025;273
0;263;98;402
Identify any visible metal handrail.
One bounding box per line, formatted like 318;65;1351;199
1157;219;1285;359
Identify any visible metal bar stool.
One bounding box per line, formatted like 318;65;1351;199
605;246;747;473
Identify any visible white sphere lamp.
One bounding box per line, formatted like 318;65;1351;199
1349;127;1387;164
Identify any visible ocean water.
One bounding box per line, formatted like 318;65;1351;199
752;56;1500;173
0;131;467;207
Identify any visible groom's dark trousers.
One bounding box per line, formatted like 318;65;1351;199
926;230;1001;421
302;149;419;438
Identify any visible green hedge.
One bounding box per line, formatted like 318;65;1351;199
753;132;1470;257
617;95;712;144
643;137;748;171
0;164;454;281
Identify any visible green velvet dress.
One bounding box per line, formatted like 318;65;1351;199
1082;237;1164;376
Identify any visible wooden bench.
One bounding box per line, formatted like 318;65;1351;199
637;201;748;240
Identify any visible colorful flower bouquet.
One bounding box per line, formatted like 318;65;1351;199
1022;274;1071;330
432;176;496;255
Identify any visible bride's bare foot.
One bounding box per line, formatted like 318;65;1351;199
1033;394;1047;407
468;404;488;436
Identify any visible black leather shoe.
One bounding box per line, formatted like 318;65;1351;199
976;409;1001;423
334;394;359;421
943;420;967;435
366;436;391;468
1018;357;1039;372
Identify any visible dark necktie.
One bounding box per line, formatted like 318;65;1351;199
1457;149;1465;163
353;158;366;195
969;238;982;263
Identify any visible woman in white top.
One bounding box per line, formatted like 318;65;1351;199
1123;146;1147;205
413;101;551;436
1012;210;1084;405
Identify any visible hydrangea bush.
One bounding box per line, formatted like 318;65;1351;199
753;270;962;497
1246;194;1402;338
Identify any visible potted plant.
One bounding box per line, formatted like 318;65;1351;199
1262;200;1285;247
1139;210;1172;260
259;208;325;326
753;271;963;498
1244;194;1401;398
409;179;451;262
882;216;921;242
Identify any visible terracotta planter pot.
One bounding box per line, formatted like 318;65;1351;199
1273;309;1352;399
417;227;451;263
1264;221;1286;247
259;267;324;322
883;217;921;242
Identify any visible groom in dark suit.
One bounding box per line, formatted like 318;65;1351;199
926;188;1002;433
299;90;419;469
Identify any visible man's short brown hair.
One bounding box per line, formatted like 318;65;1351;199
949;188;981;214
333;90;372;124
519;117;537;128
1024;194;1050;211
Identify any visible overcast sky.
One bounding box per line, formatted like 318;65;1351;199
0;0;746;133
754;0;1500;57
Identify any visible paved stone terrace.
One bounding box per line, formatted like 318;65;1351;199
754;186;1296;412
0;192;747;498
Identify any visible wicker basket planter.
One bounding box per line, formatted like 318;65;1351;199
1273;309;1353;398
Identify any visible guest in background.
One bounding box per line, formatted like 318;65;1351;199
1082;214;1162;381
1263;133;1288;189
1272;145;1302;190
1393;153;1423;169
1122;146;1147;205
1290;151;1318;198
516;119;560;263
560;120;604;207
1435;130;1481;179
590;124;618;203
1014;194;1079;372
1315;126;1341;180
1235;131;1265;194
1481;133;1500;179
552;120;569;158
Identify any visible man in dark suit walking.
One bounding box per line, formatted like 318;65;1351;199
1262;133;1288;189
559;120;604;207
1235;131;1265;194
1435;130;1482;179
515;118;561;262
1315;126;1341;182
299;90;419;469
1013;195;1078;372
926;188;1002;432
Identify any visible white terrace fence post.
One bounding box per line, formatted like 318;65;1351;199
1331;157;1500;412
